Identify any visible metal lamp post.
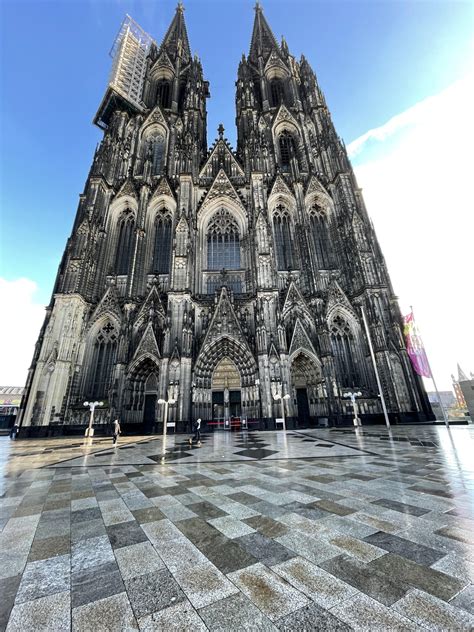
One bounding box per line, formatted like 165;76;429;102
272;381;290;430
281;393;290;429
158;384;177;453
255;378;262;428
83;401;103;438
343;391;362;427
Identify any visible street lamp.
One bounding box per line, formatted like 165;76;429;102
343;391;362;427
272;381;290;430
83;401;103;438
158;384;177;452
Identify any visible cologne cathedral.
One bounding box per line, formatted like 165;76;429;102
19;4;432;434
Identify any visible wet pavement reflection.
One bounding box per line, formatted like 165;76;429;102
1;425;473;630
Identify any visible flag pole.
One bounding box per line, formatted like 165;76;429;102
410;306;449;428
361;305;391;428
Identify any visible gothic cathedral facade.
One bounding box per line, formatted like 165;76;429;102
19;5;433;434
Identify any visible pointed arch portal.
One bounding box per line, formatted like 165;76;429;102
127;356;160;431
290;350;323;424
193;336;258;423
211;357;242;422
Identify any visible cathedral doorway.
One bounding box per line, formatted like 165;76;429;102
296;388;310;424
143;372;158;433
211;357;242;423
290;351;322;426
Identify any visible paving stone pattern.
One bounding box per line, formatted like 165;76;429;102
0;426;474;630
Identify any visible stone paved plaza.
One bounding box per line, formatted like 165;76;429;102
1;426;474;631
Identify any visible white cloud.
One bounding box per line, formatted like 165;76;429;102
0;278;46;386
349;74;474;391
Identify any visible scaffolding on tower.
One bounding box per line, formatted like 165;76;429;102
94;15;155;129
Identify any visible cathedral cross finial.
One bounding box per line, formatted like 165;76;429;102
177;2;184;12
254;1;262;12
218;123;225;139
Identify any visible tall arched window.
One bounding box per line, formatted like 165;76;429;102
152;212;172;273
157;80;171;108
272;204;295;271
270;79;285;107
330;315;360;387
89;322;118;398
207;209;241;271
309;207;331;269
115;211;135;275
151;133;165;175
279;131;296;171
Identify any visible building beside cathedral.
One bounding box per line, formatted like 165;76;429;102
19;5;432;435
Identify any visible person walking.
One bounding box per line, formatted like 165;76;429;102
9;423;19;439
189;418;201;445
113;418;121;446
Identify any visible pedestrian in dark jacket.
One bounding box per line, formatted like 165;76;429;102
189;418;201;445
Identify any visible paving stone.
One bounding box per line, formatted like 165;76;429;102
249;500;289;519
320;554;408;606
364;531;445;565
272;556;358;609
106;520;147;549
208;515;256;539
449;584;474;615
236;532;295;566
282;502;329;520
435;525;474;546
71;518;106;543
138;600;208;631
72;591;138;631
244;515;290;538
226;491;262;506
125;568;186;618
131;506;165;523
114;541;165;580
370;552;467;601
329;534;385;562
330;592;418;631
34;515;70;539
71;535;115;573
228;562;309;622
3;427;474;631
0;575;21;632
142;519;208;573
12;504;43;518
6;590;70;632
71;506;102;523
28;535;70;562
160;503;198;522
177;517;257;574
276;602;351;631
15;554;70;603
199;592;277;631
276;530;340;565
318;514;379;538
394;588;474;631
174;561;239;608
311;499;356;516
372;498;430;516
71;561;124;608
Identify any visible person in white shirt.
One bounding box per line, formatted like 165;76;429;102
113;419;121;446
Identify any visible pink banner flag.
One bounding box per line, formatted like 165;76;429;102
403;312;432;378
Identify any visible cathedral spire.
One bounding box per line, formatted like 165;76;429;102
457;363;469;382
159;2;191;62
249;2;280;63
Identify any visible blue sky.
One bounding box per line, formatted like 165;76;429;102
0;0;473;388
